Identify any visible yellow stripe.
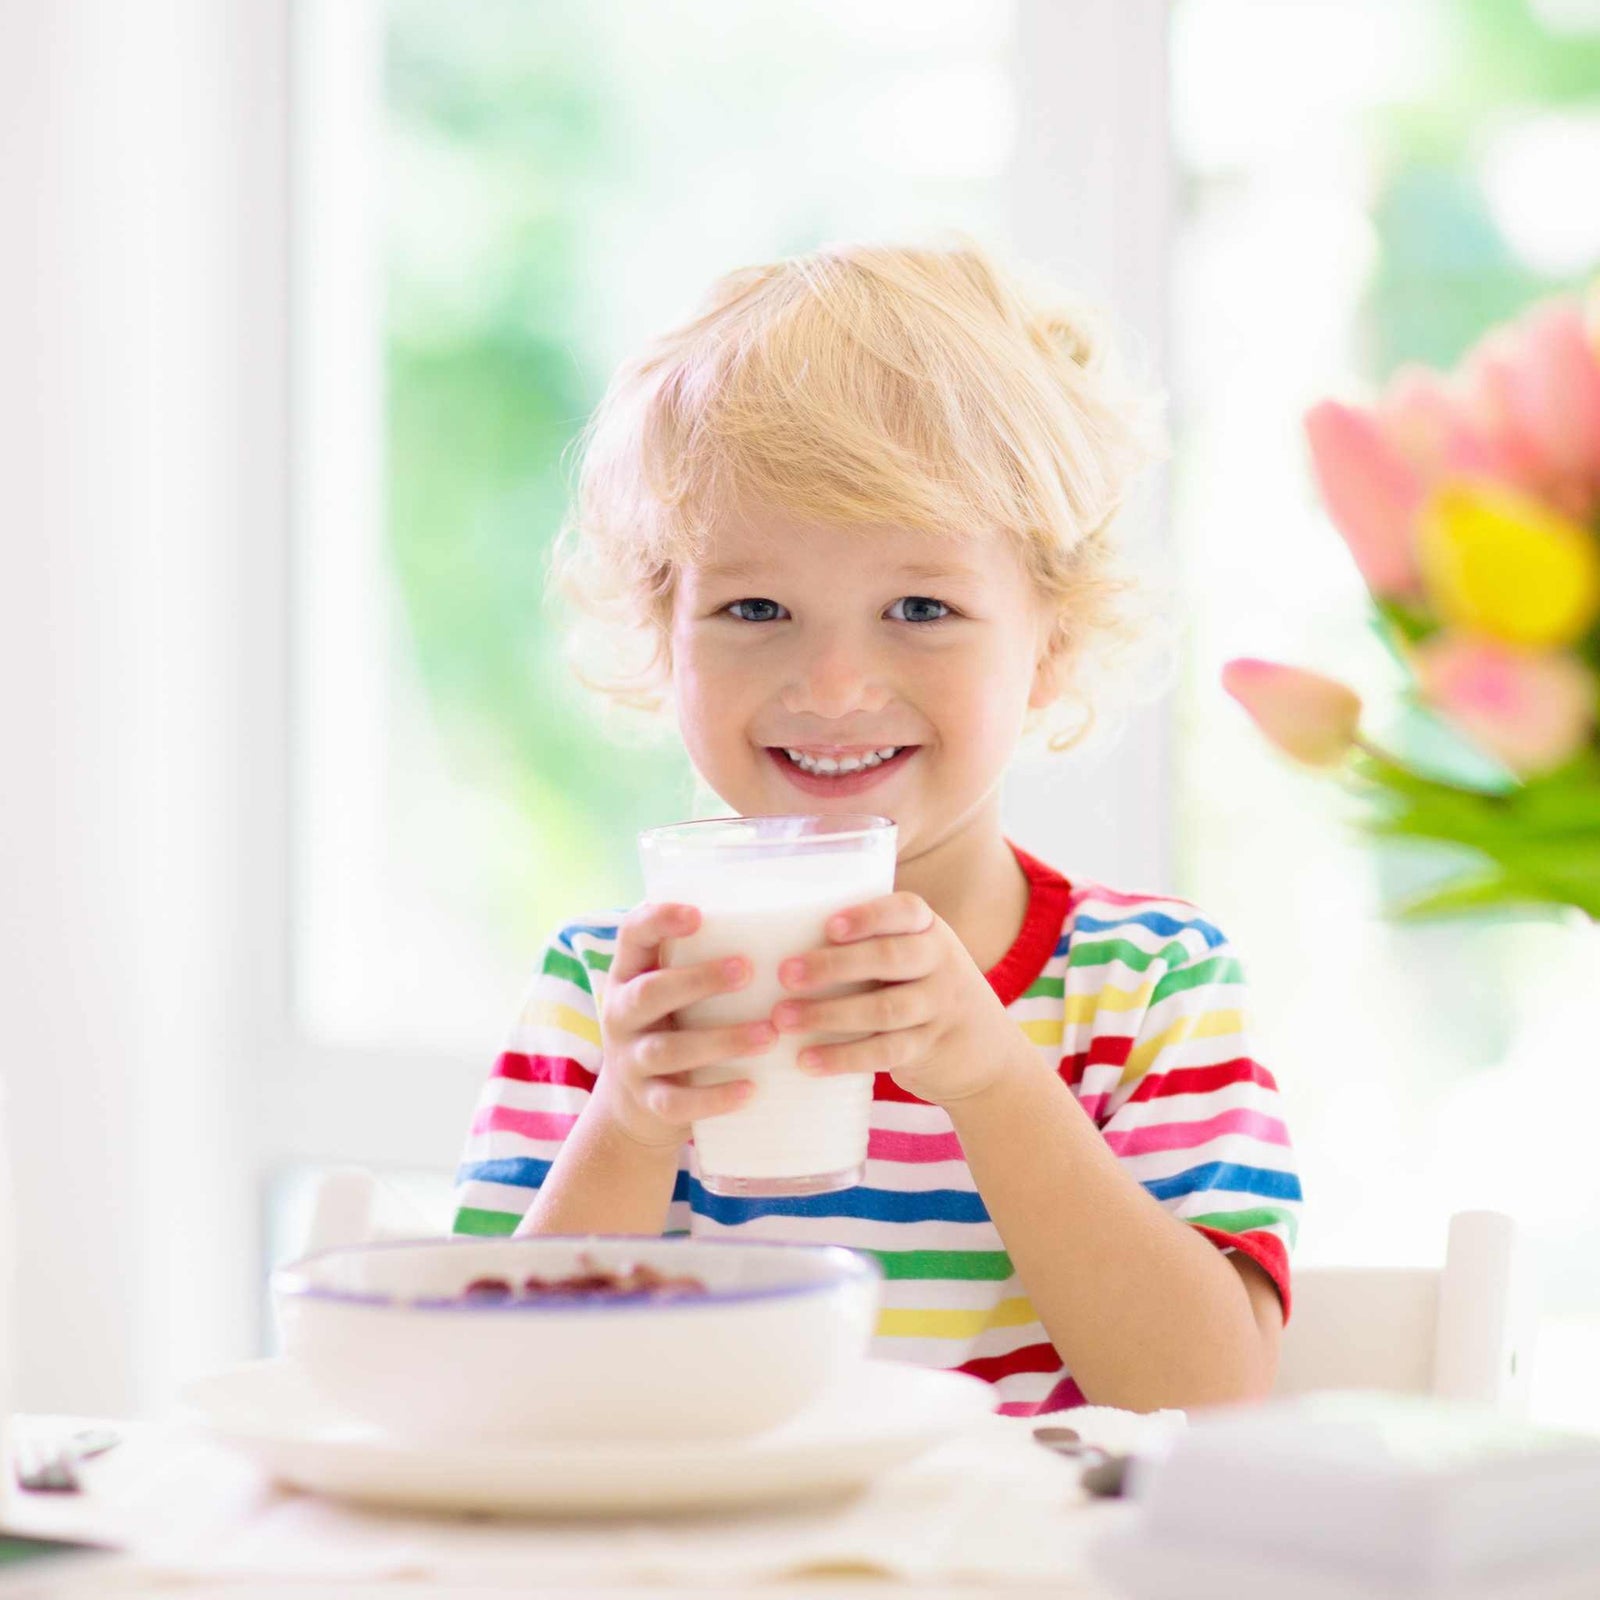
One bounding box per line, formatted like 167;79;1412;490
1063;981;1155;1025
1019;1017;1064;1047
876;1295;1037;1341
1120;1008;1243;1086
521;1000;602;1049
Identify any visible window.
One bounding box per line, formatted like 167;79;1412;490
1170;0;1600;1425
294;0;1019;1055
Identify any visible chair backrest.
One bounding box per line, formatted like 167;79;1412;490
298;1175;1535;1415
1274;1210;1534;1413
295;1166;451;1258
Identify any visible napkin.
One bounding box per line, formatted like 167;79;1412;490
105;1406;1184;1588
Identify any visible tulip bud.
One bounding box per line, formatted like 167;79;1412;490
1413;635;1595;777
1222;659;1362;768
1416;482;1600;649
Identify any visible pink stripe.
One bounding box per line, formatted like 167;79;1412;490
1070;885;1182;909
1099;1107;1290;1157
868;1126;964;1164
1076;1091;1111;1122
996;1374;1085;1416
471;1105;580;1142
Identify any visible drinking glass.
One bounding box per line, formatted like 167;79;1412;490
637;814;897;1197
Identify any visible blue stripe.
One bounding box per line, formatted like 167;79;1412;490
559;920;622;947
1143;1161;1302;1204
459;1157;554;1190
687;1181;991;1226
456;1159;993;1226
1071;911;1227;949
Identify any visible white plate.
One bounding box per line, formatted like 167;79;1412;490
180;1358;995;1516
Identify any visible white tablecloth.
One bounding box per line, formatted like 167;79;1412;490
3;1406;1184;1596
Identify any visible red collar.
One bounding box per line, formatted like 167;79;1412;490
985;842;1073;1006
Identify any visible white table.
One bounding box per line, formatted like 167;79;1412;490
2;1416;1130;1598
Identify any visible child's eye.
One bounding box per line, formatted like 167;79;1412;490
886;595;951;624
723;597;788;623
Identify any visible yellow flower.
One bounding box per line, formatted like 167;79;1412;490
1416;482;1600;648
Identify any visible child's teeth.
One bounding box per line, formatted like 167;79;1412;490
781;746;904;776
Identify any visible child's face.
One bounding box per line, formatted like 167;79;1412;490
669;502;1059;866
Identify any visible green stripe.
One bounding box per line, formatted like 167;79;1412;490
868;1248;1014;1282
1023;975;1065;1000
1189;1205;1299;1249
1152;955;1243;1004
582;950;613;974
541;947;590;988
452;1207;520;1238
1068;936;1190;975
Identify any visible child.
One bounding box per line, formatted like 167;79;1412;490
452;242;1300;1414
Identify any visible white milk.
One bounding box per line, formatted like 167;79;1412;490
652;850;895;1194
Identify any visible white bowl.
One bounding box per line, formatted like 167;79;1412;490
271;1235;881;1444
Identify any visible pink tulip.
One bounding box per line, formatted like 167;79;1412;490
1303;402;1425;596
1459;304;1600;522
1377;364;1539;489
1412;635;1595;777
1498;301;1600;509
1458;332;1560;492
1222;658;1363;768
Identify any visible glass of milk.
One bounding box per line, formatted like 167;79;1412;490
637;814;897;1197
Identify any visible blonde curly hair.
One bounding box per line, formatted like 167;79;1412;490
551;239;1167;751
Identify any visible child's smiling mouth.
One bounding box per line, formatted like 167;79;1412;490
765;744;918;798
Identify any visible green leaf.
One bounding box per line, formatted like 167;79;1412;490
1372;597;1436;649
1389;874;1544;921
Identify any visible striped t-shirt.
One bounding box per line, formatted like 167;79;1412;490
452;844;1301;1415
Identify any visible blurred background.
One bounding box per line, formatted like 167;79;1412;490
4;0;1599;1424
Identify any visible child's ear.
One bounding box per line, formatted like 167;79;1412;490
1027;622;1068;711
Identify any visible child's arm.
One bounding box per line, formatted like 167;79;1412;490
773;892;1291;1412
943;1054;1282;1411
517;902;777;1237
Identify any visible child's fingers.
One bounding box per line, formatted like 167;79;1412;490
778;932;934;992
611;956;751;1034
629;1019;778;1079
642;1074;755;1126
610;902;700;986
800;1021;940;1078
822;892;935;945
773;978;933;1039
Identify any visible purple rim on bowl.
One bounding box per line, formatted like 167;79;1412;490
272;1235;883;1314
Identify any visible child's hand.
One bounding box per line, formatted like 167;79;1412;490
771;894;1028;1106
596;904;777;1150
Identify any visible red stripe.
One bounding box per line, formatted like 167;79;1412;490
1192;1225;1292;1323
958;1339;1062;1385
1076;1057;1278;1126
867;1126;964;1164
472;1105;579;1142
1124;1057;1278;1105
997;1374;1086;1415
873;1075;929;1106
1059;1033;1134;1088
490;1052;597;1092
1100;1107;1291;1158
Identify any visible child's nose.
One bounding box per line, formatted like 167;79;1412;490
779;639;892;719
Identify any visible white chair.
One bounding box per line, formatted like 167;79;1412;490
294;1166;452;1258
1274;1210;1534;1413
295;1175;1535;1414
